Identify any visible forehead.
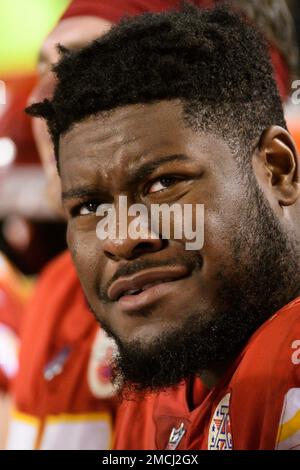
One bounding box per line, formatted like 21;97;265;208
60;101;191;172
59;100;234;185
40;16;112;65
61;101;186;154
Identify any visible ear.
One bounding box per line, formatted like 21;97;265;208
253;126;300;206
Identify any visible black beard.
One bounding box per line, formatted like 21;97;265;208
89;177;300;394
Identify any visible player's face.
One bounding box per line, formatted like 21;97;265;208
60;100;253;345
29;16;112;214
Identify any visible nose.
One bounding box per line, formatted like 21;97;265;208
102;231;163;261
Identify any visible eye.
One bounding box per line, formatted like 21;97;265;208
72;200;100;217
147;176;179;194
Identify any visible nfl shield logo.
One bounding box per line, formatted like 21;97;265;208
166;422;186;450
208;392;232;450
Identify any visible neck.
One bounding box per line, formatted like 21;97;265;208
200;370;222;390
200;355;237;390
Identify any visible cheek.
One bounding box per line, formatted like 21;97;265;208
67;223;101;289
199;196;247;282
168;189;233;257
203;208;232;252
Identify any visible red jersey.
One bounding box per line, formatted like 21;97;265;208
114;298;300;450
8;251;118;450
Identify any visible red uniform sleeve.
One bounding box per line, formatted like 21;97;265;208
229;301;300;450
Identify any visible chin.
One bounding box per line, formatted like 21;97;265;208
99;313;168;349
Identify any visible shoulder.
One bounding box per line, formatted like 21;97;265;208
27;251;81;309
235;298;300;382
229;298;300;449
20;250;86;337
38;250;77;284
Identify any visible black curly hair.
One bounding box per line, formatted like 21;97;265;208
26;3;286;169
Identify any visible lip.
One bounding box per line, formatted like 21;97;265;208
117;280;185;312
107;265;189;304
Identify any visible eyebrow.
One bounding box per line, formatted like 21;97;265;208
129;154;190;185
62;186;101;201
62;154;190;201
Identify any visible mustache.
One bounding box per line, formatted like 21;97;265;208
98;252;203;303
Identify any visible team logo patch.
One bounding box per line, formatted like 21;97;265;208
208;393;232;450
87;329;118;399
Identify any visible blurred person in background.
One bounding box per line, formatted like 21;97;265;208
5;0;299;450
0;76;61;448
